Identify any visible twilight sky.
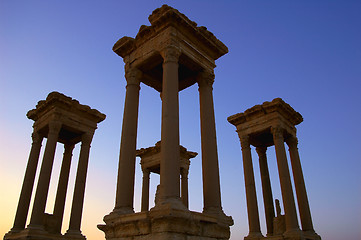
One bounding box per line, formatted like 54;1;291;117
1;1;360;240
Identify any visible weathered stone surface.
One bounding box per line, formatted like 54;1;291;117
4;92;105;240
101;4;232;240
228;98;321;240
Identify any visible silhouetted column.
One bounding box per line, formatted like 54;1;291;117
29;121;61;228
287;136;314;232
239;135;262;237
53;143;75;233
12;132;43;231
67;132;93;235
256;146;275;236
159;46;181;205
198;70;223;215
271;127;300;234
115;68;142;213
181;168;189;208
141;169;150;212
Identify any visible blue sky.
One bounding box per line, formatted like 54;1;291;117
1;1;360;240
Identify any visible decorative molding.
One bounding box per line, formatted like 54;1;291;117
197;70;215;88
160;46;181;63
125;68;142;86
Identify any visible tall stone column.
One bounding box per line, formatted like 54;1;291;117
12;132;43;231
239;135;262;238
256;146;275;236
287;136;314;232
29;121;61;228
197;70;223;215
67;132;93;235
115;68;142;213
159;46;181;206
181;168;189;208
271;127;300;235
141;169;150;212
53;143;75;233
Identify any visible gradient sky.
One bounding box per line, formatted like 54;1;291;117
1;1;360;240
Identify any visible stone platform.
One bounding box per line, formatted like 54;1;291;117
98;206;233;240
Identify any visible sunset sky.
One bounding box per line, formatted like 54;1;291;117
1;1;360;240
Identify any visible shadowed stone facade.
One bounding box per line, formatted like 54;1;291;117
228;98;321;240
97;4;233;240
4;92;105;240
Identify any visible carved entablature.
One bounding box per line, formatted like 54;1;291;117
136;141;197;174
228;98;302;147
27;92;106;144
112;4;228;93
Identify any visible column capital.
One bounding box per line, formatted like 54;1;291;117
255;146;267;156
239;134;250;150
180;168;189;177
197;70;215;89
81;132;94;146
286;136;298;149
142;168;150;176
31;132;43;144
125;67;142;86
160;46;181;63
271;126;284;140
48;121;62;135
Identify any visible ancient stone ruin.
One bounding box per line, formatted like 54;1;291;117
3;4;322;240
4;92;105;240
97;4;233;240
228;98;321;240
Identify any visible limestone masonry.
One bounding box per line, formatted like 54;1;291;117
3;4;321;240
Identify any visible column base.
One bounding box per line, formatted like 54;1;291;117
260;229;321;240
98;208;233;240
3;227;63;240
64;229;86;240
245;231;264;240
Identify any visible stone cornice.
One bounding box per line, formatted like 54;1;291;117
27;91;106;123
227;98;303;127
136;141;198;159
113;4;228;60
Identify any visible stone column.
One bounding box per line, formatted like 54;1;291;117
239;135;262;238
287;136;314;232
53;143;75;233
141;169;150;212
181;168;189;208
115;68;142;213
29;121;61;228
12;132;43;231
67;133;93;235
256;146;275;236
271;127;300;234
159;46;181;206
197;70;223;215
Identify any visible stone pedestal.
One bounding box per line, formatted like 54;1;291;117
98;208;233;240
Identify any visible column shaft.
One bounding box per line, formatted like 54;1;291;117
12;132;43;231
115;68;141;213
256;146;275;236
198;71;222;214
272;127;300;233
240;135;262;236
68;133;93;233
29;121;61;227
160;47;181;203
287;136;314;232
141;170;150;212
181;169;189;208
53;143;75;233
